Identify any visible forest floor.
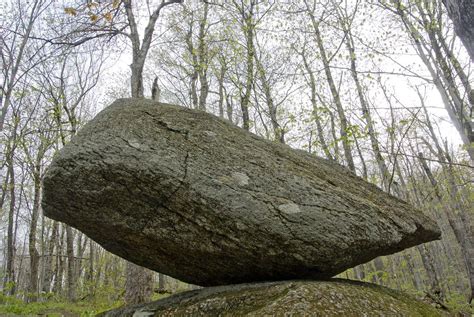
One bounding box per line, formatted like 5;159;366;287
0;293;170;316
0;290;472;316
0;299;119;316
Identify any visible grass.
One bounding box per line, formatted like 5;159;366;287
0;295;122;316
0;292;172;316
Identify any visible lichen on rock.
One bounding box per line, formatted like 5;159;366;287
100;280;446;316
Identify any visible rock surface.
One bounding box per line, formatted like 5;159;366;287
42;98;440;286
100;280;445;316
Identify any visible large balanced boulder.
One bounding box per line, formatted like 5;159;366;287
100;280;445;316
42;98;440;286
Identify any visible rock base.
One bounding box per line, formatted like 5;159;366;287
100;279;445;316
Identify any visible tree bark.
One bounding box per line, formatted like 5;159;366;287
305;1;355;171
240;2;255;131
42;221;58;293
4;153;16;295
53;224;65;295
388;0;474;161
300;47;334;160
418;152;474;303
185;12;199;108
255;51;284;143
125;262;154;305
123;0;182;98
28;167;41;302
443;0;474;61
343;24;390;188
66;226;76;301
197;2;209;111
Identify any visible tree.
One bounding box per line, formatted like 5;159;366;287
301;0;356;172
380;0;474;162
123;0;183;98
0;0;52;131
443;0;474;61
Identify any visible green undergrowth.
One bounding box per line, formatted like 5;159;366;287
0;292;171;316
1;287;472;316
0;296;118;316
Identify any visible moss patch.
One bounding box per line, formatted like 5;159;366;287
103;279;447;316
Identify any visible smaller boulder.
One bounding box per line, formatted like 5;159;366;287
100;280;446;316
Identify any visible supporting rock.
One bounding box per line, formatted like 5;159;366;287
100;280;446;316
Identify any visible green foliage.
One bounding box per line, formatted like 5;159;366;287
445;293;474;315
0;293;122;316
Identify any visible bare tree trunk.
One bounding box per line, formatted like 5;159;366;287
125;262;154;305
388;0;474;161
417;245;444;300
372;257;385;285
28;168;41;302
305;1;355;171
300;48;334;160
254;52;284;143
343;24;390;187
53;225;65;295
158;273;166;292
353;136;368;180
42;221;58;293
87;240;94;298
197;2;209;111
4;149;16;295
123;0;182;99
403;252;423;290
66;226;76;301
151;77;161;102
185;12;199;109
418;153;474;303
225;90;234;123
217;62;227;118
443;0;474;61
240;3;255;131
0;0;44;131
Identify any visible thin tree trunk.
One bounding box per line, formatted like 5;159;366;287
4;153;16;295
344;27;390;187
417;245;444;300
158;273;166;292
42;221;58;293
28;168;41;302
443;0;474;61
53;225;65;295
217;62;226;118
125;262;154;305
185;12;199;109
87;240;94;298
403;252;423;291
197;2;209;111
300;48;334;159
66;226;76;301
225;89;234;123
418;152;474;303
390;0;474;161
254;52;284;143
305;2;355;171
241;6;254;131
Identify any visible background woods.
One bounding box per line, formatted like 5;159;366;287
0;0;473;314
